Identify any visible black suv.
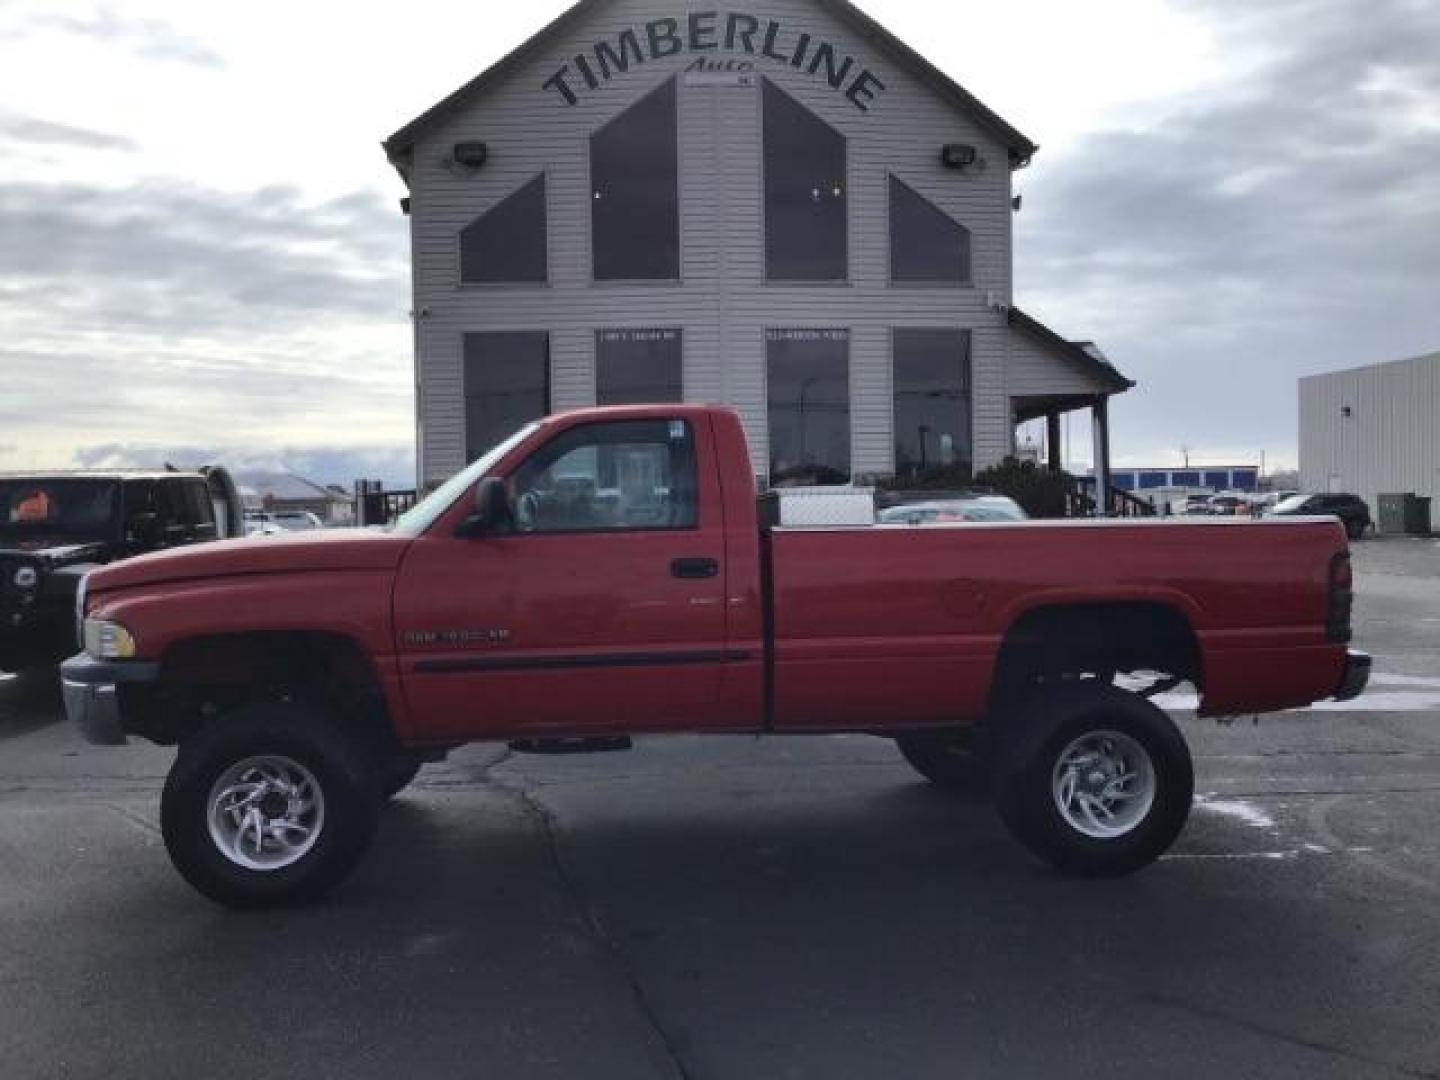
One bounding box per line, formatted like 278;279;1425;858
1268;492;1372;540
1;470;242;671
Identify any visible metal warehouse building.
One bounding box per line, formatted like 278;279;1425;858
1300;350;1440;530
384;0;1133;493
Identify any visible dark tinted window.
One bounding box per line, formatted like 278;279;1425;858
763;80;846;281
464;332;550;462
893;329;972;479
460;174;547;284
511;419;698;533
592;79;679;280
889;175;971;284
767;329;850;485
0;479;119;541
596;329;683;405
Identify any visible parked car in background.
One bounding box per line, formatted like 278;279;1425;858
1207;495;1250;517
877;495;1028;525
2;470;242;671
1268;493;1372;540
244;510;326;533
1183;495;1212;515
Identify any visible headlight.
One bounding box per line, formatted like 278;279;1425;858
12;566;38;590
83;618;137;660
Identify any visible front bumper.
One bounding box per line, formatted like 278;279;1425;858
59;653;161;746
1333;649;1372;703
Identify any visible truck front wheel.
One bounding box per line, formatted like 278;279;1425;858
993;685;1193;876
160;703;380;909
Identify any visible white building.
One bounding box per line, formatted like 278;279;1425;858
384;0;1133;492
1300;350;1440;528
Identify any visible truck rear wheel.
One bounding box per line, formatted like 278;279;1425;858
894;729;989;793
161;703;379;909
993;684;1192;876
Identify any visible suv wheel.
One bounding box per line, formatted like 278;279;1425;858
994;684;1193;876
161;702;379;909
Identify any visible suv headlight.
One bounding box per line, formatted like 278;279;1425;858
83;618;137;660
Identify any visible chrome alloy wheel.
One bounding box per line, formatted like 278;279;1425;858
207;755;326;871
1051;730;1156;839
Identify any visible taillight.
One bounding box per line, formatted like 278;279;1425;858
1326;552;1353;644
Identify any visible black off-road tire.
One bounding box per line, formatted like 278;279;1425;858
381;754;424;800
993;684;1193;877
1345;520;1366;542
161;702;380;909
895;729;990;793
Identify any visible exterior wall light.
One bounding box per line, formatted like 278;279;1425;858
451;142;489;169
941;143;978;169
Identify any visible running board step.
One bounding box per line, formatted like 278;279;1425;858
507;736;634;755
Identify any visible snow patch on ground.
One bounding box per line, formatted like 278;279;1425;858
1125;673;1440;714
1194;794;1277;830
1368;673;1440;688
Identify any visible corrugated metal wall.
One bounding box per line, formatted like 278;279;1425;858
406;0;1081;485
1299;352;1440;528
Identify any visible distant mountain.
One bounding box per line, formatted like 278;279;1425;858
72;442;416;490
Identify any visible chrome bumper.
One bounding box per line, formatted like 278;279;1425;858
1333;650;1372;703
59;653;161;746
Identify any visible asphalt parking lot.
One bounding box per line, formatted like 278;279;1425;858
3;539;1439;1079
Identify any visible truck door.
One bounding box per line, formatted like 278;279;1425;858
393;416;734;740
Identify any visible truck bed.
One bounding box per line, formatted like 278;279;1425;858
767;517;1351;728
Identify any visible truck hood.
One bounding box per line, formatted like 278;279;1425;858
87;529;413;594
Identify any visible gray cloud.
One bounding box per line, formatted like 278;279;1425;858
0;111;136;151
1016;0;1440;461
0;177;413;467
2;4;222;66
0;178;408;336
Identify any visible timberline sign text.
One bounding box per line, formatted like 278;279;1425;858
544;12;887;111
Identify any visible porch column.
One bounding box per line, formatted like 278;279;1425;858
1046;412;1063;472
1091;397;1111;517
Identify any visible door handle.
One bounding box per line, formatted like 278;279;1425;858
671;557;719;580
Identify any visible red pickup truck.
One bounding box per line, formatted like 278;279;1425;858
61;405;1369;908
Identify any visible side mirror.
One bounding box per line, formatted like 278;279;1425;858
461;477;513;537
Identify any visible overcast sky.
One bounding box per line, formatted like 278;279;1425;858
1;0;1436;482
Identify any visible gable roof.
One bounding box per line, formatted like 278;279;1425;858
1008;307;1135;395
383;0;1038;182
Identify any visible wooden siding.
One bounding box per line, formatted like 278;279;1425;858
406;0;1085;483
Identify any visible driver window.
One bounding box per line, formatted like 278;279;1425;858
510;419;698;533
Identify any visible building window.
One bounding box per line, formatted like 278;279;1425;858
767;329;850;485
892;329;972;480
763;80;847;281
511;419;698;533
596;329;683;405
460;174;547;284
463;332;550;462
591;78;679;280
889;175;970;284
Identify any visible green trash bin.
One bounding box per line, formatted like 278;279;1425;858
1405;495;1432;535
1377;493;1408;535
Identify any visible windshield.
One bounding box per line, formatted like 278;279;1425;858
0;479;121;546
1272;495;1311;513
391;424;540;537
